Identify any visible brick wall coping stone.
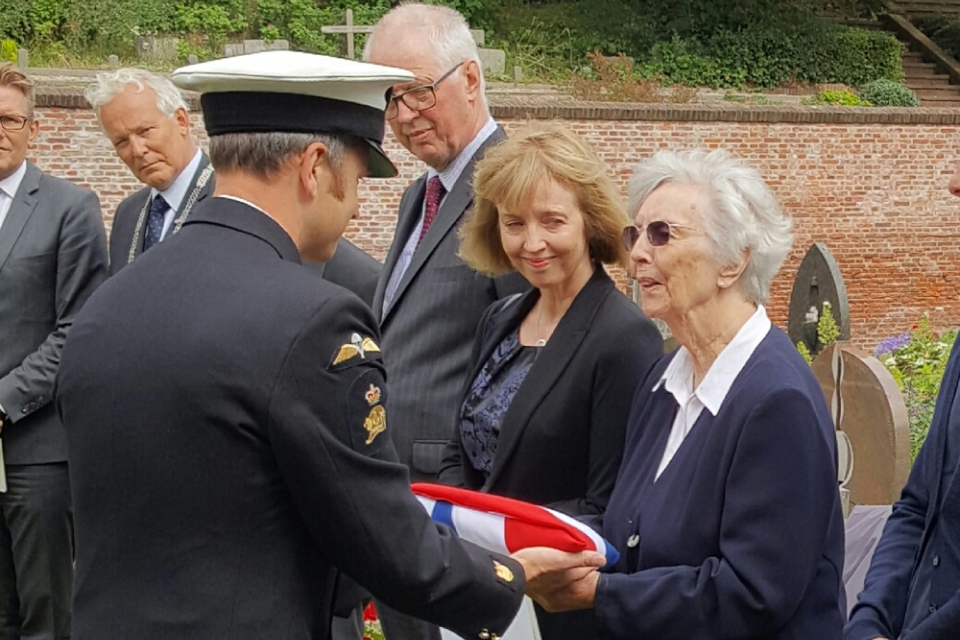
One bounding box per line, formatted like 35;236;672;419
33;84;960;124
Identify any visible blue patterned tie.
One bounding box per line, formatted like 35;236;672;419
144;194;168;251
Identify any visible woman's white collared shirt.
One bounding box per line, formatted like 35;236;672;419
652;305;771;480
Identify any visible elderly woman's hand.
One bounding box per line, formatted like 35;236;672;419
511;547;603;611
531;568;600;613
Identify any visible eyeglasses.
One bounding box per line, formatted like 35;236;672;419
0;115;31;132
385;62;465;119
621;221;697;251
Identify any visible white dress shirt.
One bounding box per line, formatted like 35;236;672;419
151;149;203;240
653;305;771;480
0;160;28;237
381;117;499;315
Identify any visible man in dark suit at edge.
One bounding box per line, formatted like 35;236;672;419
0;63;108;640
55;51;601;640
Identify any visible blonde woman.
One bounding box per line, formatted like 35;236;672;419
438;122;662;640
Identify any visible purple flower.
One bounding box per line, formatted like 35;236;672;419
875;332;911;358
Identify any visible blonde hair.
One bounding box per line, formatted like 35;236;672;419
0;63;35;116
460;122;629;276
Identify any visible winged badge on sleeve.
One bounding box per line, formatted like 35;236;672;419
331;333;381;367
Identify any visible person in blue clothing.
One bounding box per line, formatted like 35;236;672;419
523;148;846;639
844;168;960;640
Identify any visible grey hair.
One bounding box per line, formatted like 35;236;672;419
84;68;188;119
627;148;793;305
208;132;351;179
363;2;487;104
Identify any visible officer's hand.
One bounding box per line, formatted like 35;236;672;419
511;547;603;605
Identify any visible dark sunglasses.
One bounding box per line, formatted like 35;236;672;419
621;221;696;251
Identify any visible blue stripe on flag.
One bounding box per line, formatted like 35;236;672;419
433;500;456;533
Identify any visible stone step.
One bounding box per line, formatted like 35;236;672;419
904;68;951;80
903;61;940;71
919;101;960;107
908;79;958;89
914;87;960;98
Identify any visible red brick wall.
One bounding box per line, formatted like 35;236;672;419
28;106;960;352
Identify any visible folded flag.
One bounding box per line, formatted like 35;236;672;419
412;483;620;567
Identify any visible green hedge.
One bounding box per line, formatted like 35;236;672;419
639;23;903;89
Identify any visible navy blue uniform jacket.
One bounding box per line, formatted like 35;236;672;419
846;337;960;640
55;198;523;640
594;327;846;639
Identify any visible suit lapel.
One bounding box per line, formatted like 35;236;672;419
0;162;41;273
374;175;426;317
380;127;507;322
484;269;614;490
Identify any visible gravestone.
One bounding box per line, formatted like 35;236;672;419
470;29;485;47
17;48;28;69
223;42;245;57
108;54;119;69
788;242;851;356
135;36;180;62
187;54;199;65
223;39;289;57
478;48;506;74
812;343;911;508
321;8;374;59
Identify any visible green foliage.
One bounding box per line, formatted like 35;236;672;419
858;78;920;106
877;318;957;461
914;14;960;62
803;88;870;106
817;301;841;348
797;341;814;365
0;39;16;62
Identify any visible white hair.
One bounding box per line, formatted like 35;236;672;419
363;2;487;103
627;148;793;305
84;68;188;119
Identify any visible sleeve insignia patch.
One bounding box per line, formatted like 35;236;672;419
492;560;514;583
363;405;386;445
332;333;382;366
365;384;382;406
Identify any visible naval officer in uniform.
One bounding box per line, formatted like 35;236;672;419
55;51;602;640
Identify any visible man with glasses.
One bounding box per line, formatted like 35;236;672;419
363;5;527;639
0;63;108;640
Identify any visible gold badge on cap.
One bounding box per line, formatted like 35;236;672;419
365;384;382;406
363;405;386;445
332;333;381;366
493;560;514;583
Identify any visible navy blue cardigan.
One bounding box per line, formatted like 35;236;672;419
594;327;846;640
846;337;960;640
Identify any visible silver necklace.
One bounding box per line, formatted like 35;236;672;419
535;305;548;347
126;164;215;265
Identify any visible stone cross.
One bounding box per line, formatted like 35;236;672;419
321;8;374;60
787;242;851;356
812;343;911;510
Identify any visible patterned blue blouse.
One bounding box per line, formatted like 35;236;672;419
459;329;540;477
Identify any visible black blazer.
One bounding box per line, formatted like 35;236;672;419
108;152;214;275
305;238;381;306
438;267;662;515
56;198;523;640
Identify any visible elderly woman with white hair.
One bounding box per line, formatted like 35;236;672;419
526;149;846;639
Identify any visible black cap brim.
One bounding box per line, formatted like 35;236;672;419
366;139;398;178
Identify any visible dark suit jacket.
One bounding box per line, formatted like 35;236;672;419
372;127;528;482
438;267;662;515
846;338;960;640
594;328;845;640
305;239;381;306
0;161;107;464
55;197;523;640
108;152;213;275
